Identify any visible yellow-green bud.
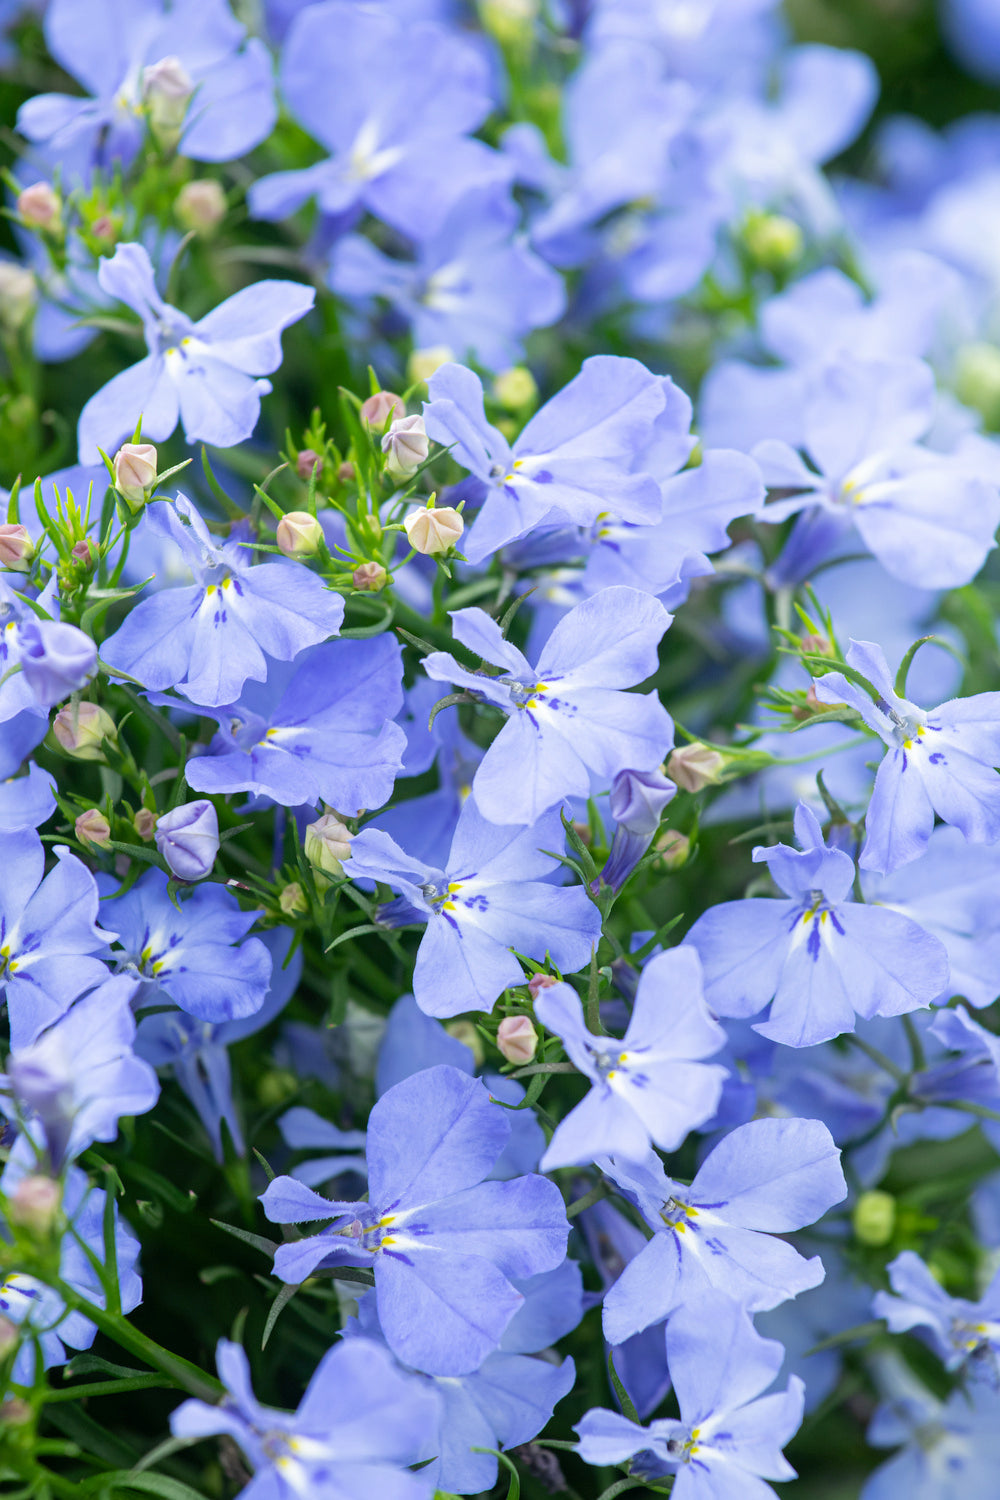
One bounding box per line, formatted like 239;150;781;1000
53;701;117;760
75;808;112;849
744;212;804;270
276;510;323;558
143;55;194;148
956;342;1000;429
654;828;691;870
257;1068;298;1107
853;1189;896;1247
0;262;36;330
279;881;308;916
479;0;538;45
407;345;454;385
493;366;538;411
305;814;353;876
446;1020;485;1066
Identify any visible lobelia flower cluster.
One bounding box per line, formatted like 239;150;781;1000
3;3;1000;1499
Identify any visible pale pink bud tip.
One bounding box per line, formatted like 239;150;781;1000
296;448;322;480
134;808;157;841
497;1015;538;1064
352;561;387;591
175;179;226;235
276;511;322;558
17;181;60;231
381;414;429;478
403;505;463;556
528;973;558;1000
666;743;726;793
113;442;158;508
75;808;112;849
361;390;404;432
0;522;34;571
9;1175;61;1232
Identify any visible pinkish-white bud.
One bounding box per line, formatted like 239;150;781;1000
381;414;429;478
352;561;387;591
403;504;463;556
528;973;558;1001
305;814;353;876
497;1015;538;1064
17;181;61;233
666;743;726;793
0;522;34;571
53;701;117;760
75;808;112;849
113;442;158;509
71;539;93;566
175;178;227;235
654;828;690;870
297;448;322;481
8;1175;61;1233
361;390;404;432
134;808;157;841
143;55;194;145
276;511;322;558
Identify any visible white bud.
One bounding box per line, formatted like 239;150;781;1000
175;179;227;235
381;414;429;478
276;511;322;557
403;504;464;556
305;814;353;876
17;181;61;233
143;56;194;146
0;262;36;330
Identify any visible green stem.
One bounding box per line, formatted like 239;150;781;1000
43;1374;176;1402
54;1281;222;1403
844;1033;907;1084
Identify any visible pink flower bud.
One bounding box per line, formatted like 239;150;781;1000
17;181;61;232
381;414;429;478
666;743;726;793
0;522;34;571
113;442;158;509
305;814;353;876
403;504;463;555
155;800;220;881
352;561;387;591
134;808;157;841
337;461;355;483
297;448;322;481
361;390;403;431
175;179;227;235
75;808;111;849
53;701;117;760
497;1015;538;1064
8;1175;61;1233
528;973;558;1001
71;539;93;565
276;510;323;557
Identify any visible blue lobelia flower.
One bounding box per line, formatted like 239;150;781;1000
102;865;272;1024
534;947;728;1168
1;974;158;1169
815;639;1000;874
77;243;315;463
577;1294;804;1500
330;184;565;372
862;1351;1000;1500
685;801;950;1046
170;1336;441;1500
423;587;673;827
422;358;671;564
873;1250;1000;1380
17;0;276;176
342;1260;581;1496
248;2;505;240
752;353;1000;590
0;765;55;832
1;1141;143;1386
346;798;601;1018
0;830;115;1050
260;1064;570;1375
101;495;344;709
599;1114;846;1345
134;929;300;1160
184;636;406;813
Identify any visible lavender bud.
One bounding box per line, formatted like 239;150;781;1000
154;799;220;881
18;619;97;706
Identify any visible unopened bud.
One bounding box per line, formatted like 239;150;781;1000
276;510;322;558
337;461;355;483
497;1015;538;1064
853;1189;896;1247
0;1398;32;1426
528;973;558;1001
71;539;93;566
382;414;430;479
0;1316;18;1357
113;442;158;509
352;561;387;591
143;55;194;146
956;342;1000;429
403;503;463;555
801;633;834;657
53;701;117;760
361;390;404;432
75;808;111;849
480;0;539;44
296;448;322;481
744;212;804;270
279;881;307;916
134;808;157;841
0;262;36;330
407;345;453;385
91;213;119;245
667;743;726;793
493;366;538;411
654;828;690;870
17;181;61;233
155;799;219;881
446;1020;485;1066
175;178;227;235
8;1174;61;1233
304;813;353;876
0;523;34;571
